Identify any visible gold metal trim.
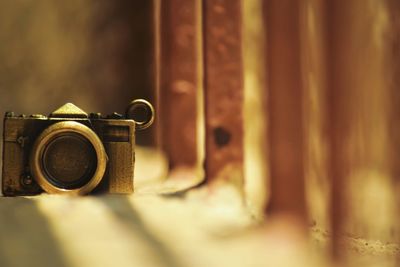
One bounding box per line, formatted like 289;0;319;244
29;121;107;195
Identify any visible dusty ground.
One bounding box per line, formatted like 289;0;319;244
0;184;398;267
0;146;399;267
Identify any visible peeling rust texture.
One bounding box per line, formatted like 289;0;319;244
160;0;198;169
203;0;244;182
263;0;307;220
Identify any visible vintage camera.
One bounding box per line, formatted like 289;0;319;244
2;99;154;196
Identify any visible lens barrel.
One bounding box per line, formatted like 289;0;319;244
41;133;97;189
30;121;107;195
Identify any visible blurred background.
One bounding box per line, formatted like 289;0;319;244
0;0;155;145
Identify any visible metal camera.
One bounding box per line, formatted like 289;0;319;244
2;99;154;196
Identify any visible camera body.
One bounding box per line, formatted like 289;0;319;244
2;100;154;196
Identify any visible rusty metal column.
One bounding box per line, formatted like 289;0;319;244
388;0;400;266
203;0;244;183
160;0;199;170
263;1;307;221
387;0;400;262
325;1;351;260
326;0;400;260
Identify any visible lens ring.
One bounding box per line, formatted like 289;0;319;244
125;99;155;131
30;121;107;195
41;133;97;189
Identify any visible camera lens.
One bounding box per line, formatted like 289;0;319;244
30;121;107;194
41;133;97;189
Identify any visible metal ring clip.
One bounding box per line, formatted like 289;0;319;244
125;99;155;131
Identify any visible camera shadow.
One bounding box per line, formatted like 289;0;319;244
97;195;183;267
0;197;68;267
